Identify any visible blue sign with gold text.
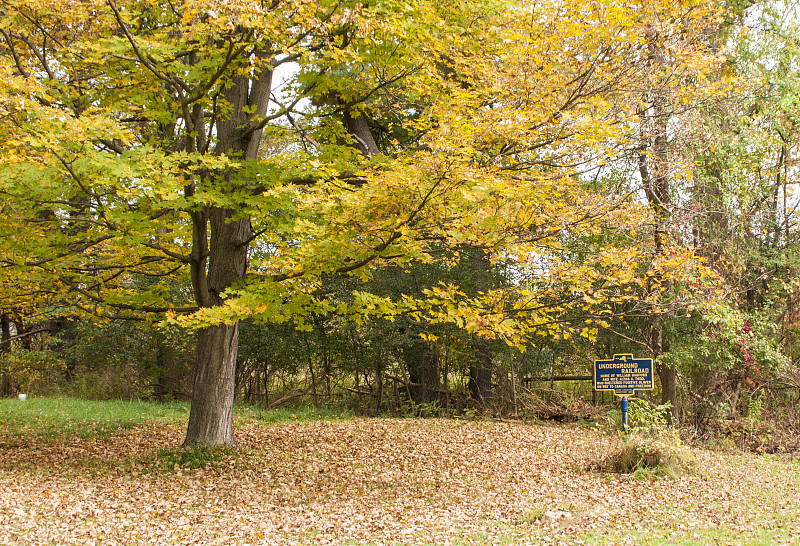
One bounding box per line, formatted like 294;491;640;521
594;354;654;397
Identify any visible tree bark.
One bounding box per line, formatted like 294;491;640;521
402;330;440;405
469;340;493;405
154;340;179;401
47;317;77;383
0;313;12;397
184;207;251;446
344;111;380;157
467;246;493;405
184;323;239;445
313;314;333;399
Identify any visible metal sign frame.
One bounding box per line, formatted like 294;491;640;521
593;353;654;397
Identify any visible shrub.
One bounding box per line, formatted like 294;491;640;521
602;401;693;479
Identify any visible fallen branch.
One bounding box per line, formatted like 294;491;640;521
344;386;376;397
267;388;312;408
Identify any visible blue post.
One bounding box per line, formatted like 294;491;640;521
621;396;629;433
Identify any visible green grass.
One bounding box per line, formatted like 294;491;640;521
237;404;353;424
154;445;239;470
0;396;190;439
580;525;799;545
0;396;353;440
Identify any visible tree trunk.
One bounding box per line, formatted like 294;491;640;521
183;48;272;446
154;340;179;401
469;340;493;404
314;315;332;399
467;246;493;405
184;323;238;445
184;206;251;445
640;28;678;421
0;314;12;397
305;331;319;406
651;313;677;418
375;356;384;410
344;111;379;157
659;364;678;418
403;332;440;405
47;317;77;382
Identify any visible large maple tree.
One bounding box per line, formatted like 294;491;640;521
0;0;720;444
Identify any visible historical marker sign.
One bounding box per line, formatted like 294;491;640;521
594;354;654;397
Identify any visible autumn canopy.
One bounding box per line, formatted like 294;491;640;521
0;0;745;444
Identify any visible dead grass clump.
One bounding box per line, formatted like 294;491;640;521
604;431;693;479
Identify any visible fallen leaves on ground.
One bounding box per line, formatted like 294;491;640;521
1;418;798;545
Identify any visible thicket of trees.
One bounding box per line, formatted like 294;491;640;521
1;0;798;450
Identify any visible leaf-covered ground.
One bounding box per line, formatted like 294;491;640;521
1;417;798;545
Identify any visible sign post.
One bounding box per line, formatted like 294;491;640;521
621;395;628;432
594;354;654;432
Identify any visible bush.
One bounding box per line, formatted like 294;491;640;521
608;431;690;479
601;401;693;479
629;399;673;431
0;336;65;396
